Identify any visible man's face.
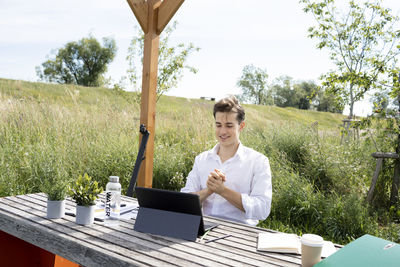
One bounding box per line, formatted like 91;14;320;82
215;112;244;148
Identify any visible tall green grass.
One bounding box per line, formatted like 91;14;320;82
1;78;399;245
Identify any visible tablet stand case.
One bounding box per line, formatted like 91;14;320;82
134;207;201;241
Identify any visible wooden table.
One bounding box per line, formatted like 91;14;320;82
0;193;326;266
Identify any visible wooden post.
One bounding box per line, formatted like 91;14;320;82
392;93;400;205
138;0;159;188
368;152;400;204
367;158;383;203
390;159;400;205
127;0;184;187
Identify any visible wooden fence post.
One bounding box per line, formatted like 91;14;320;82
367;158;383;203
390;159;400;205
367;152;400;205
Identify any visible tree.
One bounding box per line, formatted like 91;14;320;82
371;90;390;116
296;81;317;110
270;76;299;108
270;76;319;110
36;36;116;87
301;0;400;118
237;64;270;105
127;21;199;100
314;87;344;113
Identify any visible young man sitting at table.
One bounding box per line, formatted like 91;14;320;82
181;95;272;226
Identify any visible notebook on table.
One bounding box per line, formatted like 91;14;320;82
315;234;400;267
257;232;337;257
134;187;218;241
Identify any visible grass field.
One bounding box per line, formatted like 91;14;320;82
1;78;399;245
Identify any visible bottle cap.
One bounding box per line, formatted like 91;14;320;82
109;176;119;183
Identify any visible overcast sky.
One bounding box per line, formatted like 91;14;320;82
1;0;400;116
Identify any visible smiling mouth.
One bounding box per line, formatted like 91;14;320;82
219;136;229;141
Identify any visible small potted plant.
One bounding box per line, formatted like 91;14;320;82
68;173;102;225
41;170;69;219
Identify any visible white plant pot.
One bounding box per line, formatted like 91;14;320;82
76;205;95;225
47;199;65;219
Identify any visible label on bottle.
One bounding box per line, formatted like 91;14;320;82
105;191;121;220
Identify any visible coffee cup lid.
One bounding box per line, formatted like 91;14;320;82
301;234;324;247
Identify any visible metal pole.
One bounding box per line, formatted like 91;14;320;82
127;124;150;197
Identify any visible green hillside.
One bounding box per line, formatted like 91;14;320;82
1;78;398;245
0;78;345;128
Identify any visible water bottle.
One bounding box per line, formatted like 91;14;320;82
104;176;121;226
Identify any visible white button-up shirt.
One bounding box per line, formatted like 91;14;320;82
181;143;272;225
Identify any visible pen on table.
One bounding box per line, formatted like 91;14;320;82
65;211;104;222
199;229;211;243
205;234;232;244
65;211;75;217
98;203;127;207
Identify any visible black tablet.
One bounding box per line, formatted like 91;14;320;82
135;187;218;236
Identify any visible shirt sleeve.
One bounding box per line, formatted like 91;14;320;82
181;156;202;193
241;155;272;220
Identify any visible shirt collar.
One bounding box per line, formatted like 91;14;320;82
235;142;245;161
207;142;245;161
207;143;220;160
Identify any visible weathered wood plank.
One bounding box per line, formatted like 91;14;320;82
13;196;221;266
126;0;148;33
0;193;308;266
0;203;146;266
135;208;301;266
13;196;232;267
157;0;185;34
113;216;300;267
367;158;384;203
25;193;327;265
203;234;301;266
117;221;294;267
195;219;308;265
18;195;286;266
0;197;197;267
201;232;301;265
125;224;299;266
16;195;285;267
390;159;400;205
371;152;399;159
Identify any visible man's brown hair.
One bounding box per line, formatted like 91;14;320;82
213;95;245;124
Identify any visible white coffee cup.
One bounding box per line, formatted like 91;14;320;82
301;234;324;267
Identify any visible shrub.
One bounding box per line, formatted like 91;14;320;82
68;173;103;206
323;194;378;244
271;126;311;169
264;162;324;234
39;161;69;201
